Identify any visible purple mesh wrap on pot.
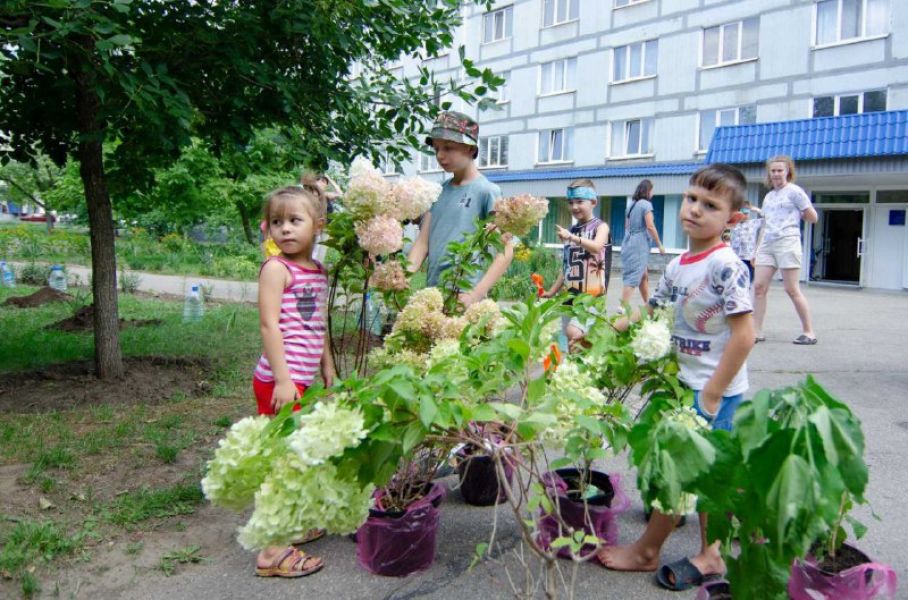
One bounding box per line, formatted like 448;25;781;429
355;482;446;577
789;557;898;600
536;470;630;562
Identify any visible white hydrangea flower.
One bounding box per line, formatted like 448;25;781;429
287;402;368;467
201;416;276;510
237;456;374;550
630;319;672;362
391;177;442;222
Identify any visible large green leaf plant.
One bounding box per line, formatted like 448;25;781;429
629;376;869;600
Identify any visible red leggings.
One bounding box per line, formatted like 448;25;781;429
252;377;307;416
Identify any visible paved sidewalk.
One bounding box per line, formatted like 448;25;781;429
44;280;908;599
11;262;258;303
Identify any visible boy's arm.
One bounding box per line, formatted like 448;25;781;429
700;312;755;416
407;212;431;273
570;222;610;253
542;272;565;297
462;234;514;305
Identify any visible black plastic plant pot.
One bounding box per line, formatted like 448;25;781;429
355;482;446;577
554;468;615;506
456;452;513;506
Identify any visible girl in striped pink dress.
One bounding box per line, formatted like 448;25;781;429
251;182;335;578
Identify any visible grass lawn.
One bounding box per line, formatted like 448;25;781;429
0;285;262;598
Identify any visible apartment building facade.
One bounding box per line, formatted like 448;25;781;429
390;0;908;290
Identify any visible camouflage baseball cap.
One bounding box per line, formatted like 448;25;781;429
425;111;479;147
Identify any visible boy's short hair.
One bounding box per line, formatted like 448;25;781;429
568;178;596;191
690;164;747;211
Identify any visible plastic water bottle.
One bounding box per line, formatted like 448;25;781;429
48;265;68;292
183;284;204;322
364;292;383;336
0;261;15;288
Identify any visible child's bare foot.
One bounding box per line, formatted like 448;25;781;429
689;548;725;580
596;543;660;572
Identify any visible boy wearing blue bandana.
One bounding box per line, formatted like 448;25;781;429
542;179;612;349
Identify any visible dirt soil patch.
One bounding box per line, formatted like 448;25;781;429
2;286;72;308
46;304;164;332
0;356;212;413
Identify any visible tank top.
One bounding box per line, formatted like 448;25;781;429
562;217;612;298
254;256;328;386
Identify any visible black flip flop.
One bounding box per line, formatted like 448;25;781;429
656;557;718;591
792;334;817;345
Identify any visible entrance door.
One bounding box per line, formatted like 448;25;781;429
869;205;908;290
816;209;863;283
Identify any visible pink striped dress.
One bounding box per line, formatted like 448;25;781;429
253;256;328;386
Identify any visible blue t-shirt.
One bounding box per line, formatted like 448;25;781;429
426;174;501;286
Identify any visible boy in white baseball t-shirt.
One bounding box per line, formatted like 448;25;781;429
598;164;755;592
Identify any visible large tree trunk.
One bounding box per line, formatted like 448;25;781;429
236;200;255;245
72;39;123;379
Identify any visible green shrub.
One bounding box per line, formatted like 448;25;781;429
491;245;561;301
18;262;50;286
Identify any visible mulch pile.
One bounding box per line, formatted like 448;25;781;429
46;304;163;333
0;356;212;413
2;286;72;308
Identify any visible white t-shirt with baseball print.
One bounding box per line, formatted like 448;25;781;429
761;183;811;243
649;243;753;396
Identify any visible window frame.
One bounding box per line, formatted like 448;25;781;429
482;5;514;45
418;151;442;173
697;106;757;153
810;89;888;118
496;71;511;104
537;128;574;164
478;135;509;169
812;0;890;48
611;39;659;83
700;18;759;69
610;118;655;158
613;0;651;9
541;0;579;29
538;57;578;96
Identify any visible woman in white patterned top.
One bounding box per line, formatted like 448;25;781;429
752;156;818;345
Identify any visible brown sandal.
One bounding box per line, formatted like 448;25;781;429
255;547;323;578
291;528;326;545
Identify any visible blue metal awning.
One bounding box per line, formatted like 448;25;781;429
706;109;908;165
484;161;703;183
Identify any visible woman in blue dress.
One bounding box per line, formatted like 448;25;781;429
620;179;665;305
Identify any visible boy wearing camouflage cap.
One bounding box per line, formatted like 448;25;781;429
407;111;513;306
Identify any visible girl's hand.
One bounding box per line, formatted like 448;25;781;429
458;290;479;308
271;380;299;413
658;245;666;255
321;363;336;388
554;225;571;242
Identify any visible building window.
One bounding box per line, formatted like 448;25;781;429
702;18;759;67
380;154;397;175
611;118;654;157
539;58;577;95
614;0;649;8
812;90;887;117
479;136;509;168
538;128;574;163
483;6;513;44
542;0;578;27
698;106;756;152
815;0;889;46
497;72;510;103
419;151;441;172
613;40;658;82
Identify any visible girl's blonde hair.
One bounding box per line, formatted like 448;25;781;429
765;155;797;187
263;176;327;225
